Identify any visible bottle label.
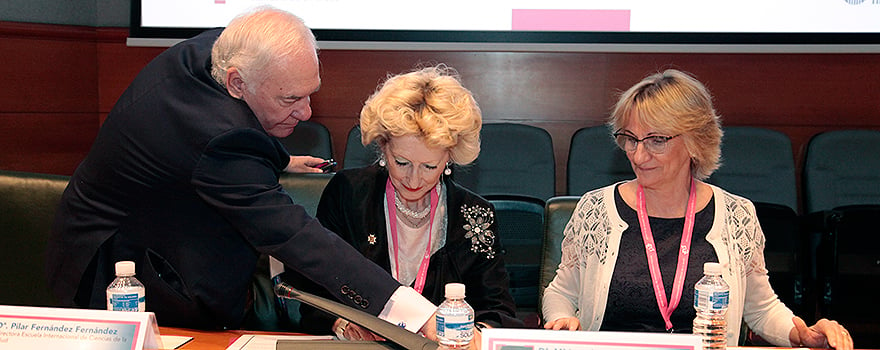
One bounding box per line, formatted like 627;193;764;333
694;289;729;310
108;292;145;312
436;314;474;341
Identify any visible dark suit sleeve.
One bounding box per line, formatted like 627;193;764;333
191;129;399;316
291;172;353;334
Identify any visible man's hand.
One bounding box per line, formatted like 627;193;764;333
285;155;327;173
334;318;385;341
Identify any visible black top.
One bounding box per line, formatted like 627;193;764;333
284;165;523;335
46;29;401;329
600;184;717;333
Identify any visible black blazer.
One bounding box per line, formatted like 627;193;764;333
288;165;522;334
46;29;400;329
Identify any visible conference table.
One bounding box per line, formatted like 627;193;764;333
160;327;857;350
160;326;285;349
161;327;236;349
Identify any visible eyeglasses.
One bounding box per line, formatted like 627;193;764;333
613;132;680;154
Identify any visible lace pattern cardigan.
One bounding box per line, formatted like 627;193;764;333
541;181;795;346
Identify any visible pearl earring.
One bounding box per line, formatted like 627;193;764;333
444;163;452;176
378;159;387;167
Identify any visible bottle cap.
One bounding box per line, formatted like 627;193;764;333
703;262;722;275
115;261;136;276
445;283;466;299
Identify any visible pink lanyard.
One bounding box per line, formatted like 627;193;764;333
636;178;697;331
385;178;439;294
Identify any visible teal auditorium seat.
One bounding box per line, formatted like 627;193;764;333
709;127;798;211
488;195;545;325
451;123;554;324
537;196;580;317
454;123;555;201
278;173;334;217
803;129;880;347
566;125;633;196
278;120;333;159
707;126;807;319
342;126;380;170
0;170;69;307
804;130;880;213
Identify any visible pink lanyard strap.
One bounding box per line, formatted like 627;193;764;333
636;178;697;331
385;178;439;294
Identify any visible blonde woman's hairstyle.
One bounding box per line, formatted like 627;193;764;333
211;6;316;91
360;64;482;165
608;69;723;180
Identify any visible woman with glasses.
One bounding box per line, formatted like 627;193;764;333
541;69;852;349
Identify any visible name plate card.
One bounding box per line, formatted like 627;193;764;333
482;328;702;350
0;305;162;350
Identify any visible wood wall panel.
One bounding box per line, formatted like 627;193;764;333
312;51;614;124
95;28;165;115
2;24;879;198
0;22;98;114
0;113;97;174
0;21;100;175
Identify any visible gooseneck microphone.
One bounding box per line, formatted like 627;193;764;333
274;282;439;350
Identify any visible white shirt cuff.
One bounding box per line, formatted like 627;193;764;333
378;286;437;333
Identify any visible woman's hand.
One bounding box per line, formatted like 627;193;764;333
790;316;853;350
334;318;385;341
543;317;581;331
285;155;327;173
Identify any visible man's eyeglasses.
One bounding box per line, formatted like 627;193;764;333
613;132;680;154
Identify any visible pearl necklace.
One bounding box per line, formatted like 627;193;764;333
394;193;430;219
393;183;440;219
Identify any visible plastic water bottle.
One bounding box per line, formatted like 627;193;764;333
436;283;474;349
693;262;729;350
106;261;146;312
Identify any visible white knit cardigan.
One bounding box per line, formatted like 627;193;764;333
542;182;795;346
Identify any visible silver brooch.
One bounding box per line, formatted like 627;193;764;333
461;204;495;259
367;234;377;245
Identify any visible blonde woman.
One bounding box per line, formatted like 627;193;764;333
284;65;522;342
542;69;852;350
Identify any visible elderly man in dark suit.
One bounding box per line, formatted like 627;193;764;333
46;6;436;335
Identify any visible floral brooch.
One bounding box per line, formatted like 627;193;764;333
461;204;496;259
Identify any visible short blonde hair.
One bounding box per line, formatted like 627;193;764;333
211;6;316;89
360;65;482;165
608;69;723;180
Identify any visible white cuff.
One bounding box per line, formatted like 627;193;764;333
378;286;437;333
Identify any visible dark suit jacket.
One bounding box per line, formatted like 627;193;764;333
46;29;400;329
287;166;522;334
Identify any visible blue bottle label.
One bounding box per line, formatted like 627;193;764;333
109;292;144;312
436;314;474;340
694;289;729;310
